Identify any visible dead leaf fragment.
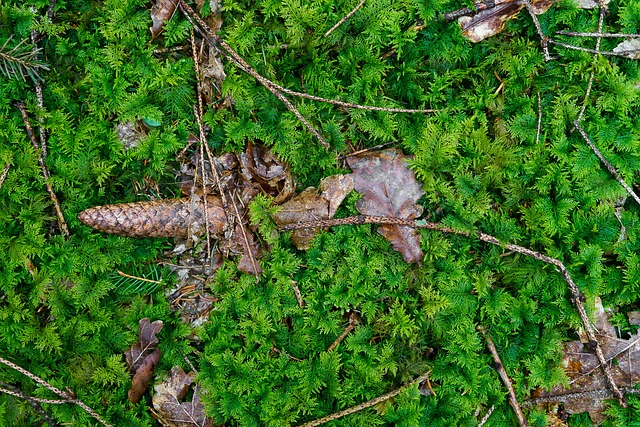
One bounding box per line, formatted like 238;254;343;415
126;318;164;373
273;174;354;249
575;0;610;9
347;149;424;264
128;349;161;404
150;0;180;40
613;39;640;60
152;366;213;427
533;299;640;423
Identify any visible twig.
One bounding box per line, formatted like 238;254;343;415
297;371;431;427
327;313;360;352
291;280;305;307
547;39;639;57
231;189;260;281
535;92;542;146
0;381;59;426
574;120;640;207
0;161;10;190
577;1;606;123
519;0;551;61
116;270;162;285
324;0;366;38
524;387;640;406
339;141;396;159
0;356;113;427
279;215;627;407
16;102;69;237
556;31;640;38
479;326;528;427
477;405;495;427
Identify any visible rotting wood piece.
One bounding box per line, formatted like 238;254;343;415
78;197;226;238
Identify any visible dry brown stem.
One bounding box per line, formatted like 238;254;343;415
291;280;305;307
477;405;495;427
577;1;606;123
117;269;162;285
0;161;10;190
556;31;640;38
0;381;59;426
17;102;69;237
326;313;360;352
0;356;113;427
324;0;366;38
479;326;528;426
297;371;431;427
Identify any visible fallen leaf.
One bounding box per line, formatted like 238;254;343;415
152;366;213;427
128;349;161;404
347;149;424;264
150;0;180;40
458;0;555;43
575;0;610;9
239;142;295;204
126;318;164;373
195;0;227;105
613;39;640;60
532;298;640;423
273;174;354;249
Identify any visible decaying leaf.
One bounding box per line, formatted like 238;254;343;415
575;0;610;9
150;0;180;40
126;318;164;373
347;149;425;264
273;174;354;249
532;299;640;423
613;39;640;60
129;349;161;404
152;366;213;427
458;0;555;43
239;142;295;204
195;0;226;104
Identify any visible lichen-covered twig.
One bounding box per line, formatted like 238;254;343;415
478;326;528;426
574;120;640;207
17;102;69;237
519;0;551;61
324;0;366;38
280;215;626;407
556;31;640;38
0;356;113;427
297;371;431;427
477;405;495;427
0;161;10;190
0;381;59;427
576;1;606;123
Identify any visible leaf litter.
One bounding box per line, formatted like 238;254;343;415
125;318;164;404
152;366;213;427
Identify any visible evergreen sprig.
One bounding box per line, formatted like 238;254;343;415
0;36;49;83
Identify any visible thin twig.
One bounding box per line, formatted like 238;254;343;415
547;39;639;57
519;0;551;61
479;326;528;427
16;102;69;237
477;405;495;427
0;161;10;190
577;1;606;123
231;189;260;281
556;31;640;38
0;381;59;427
524;387;640;406
291;280;305;307
324;0;366;38
116;270;162;285
574;120;640;207
0;356;113;427
327;313;360;352
338;141;396;159
535;92;542;145
297;371;431;427
279;215;626;407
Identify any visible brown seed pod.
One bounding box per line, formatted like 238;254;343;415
78;197;226;238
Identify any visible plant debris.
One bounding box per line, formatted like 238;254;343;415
150;0;180;39
125;318;164;404
152;366;212;427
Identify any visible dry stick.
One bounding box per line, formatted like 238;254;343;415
291;280;305;307
577;1;606;124
280;215;626;407
339;141;396;159
547;39;639;57
326;314;360;352
524;387;640;406
0;161;10;189
477;405;495;427
298;371;431;427
324;0;366;38
478;326;528;427
116;270;162;285
179;0;329;149
0;356;113;427
230;189;260;282
556;31;640;38
574;120;640;207
0;381;59;427
519;0;551;61
535;92;542;146
16;102;69;237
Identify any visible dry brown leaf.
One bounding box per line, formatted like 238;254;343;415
458;0;555;43
613;39;640;60
273;174;354;249
533;299;640;423
347;149;424;264
126;318;164;373
150;0;180;40
128;349;161;404
152;366;213;427
239;142;295;204
195;0;226;104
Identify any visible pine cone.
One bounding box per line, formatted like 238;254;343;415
78;197;226;238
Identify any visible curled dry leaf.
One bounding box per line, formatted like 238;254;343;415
532;299;640;423
152;366;213;427
273;174;354;249
150;0;180;40
347;149;425;264
458;0;555;43
126;318;164;373
128;349;162;404
239;142;295;204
